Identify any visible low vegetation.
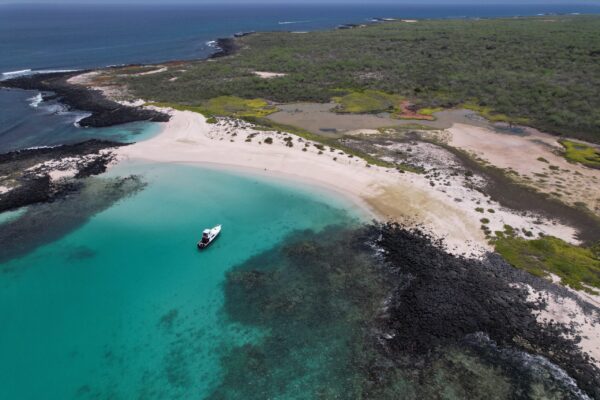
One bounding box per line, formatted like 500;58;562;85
461;102;529;125
559;139;600;169
120;16;600;143
332;89;403;114
243;116;395;168
417;107;444;116
495;235;600;294
148;96;277;119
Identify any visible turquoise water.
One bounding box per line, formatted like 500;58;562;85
0;207;27;225
0;161;360;399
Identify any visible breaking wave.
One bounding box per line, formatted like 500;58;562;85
278;20;311;25
1;69;32;79
1;68;78;81
28;93;43;108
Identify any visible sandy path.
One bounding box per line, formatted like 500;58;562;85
447;123;600;216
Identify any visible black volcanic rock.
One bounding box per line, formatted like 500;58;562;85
0;139;126;212
375;223;600;399
0;71;170;128
209;38;239;58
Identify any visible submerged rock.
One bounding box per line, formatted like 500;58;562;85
210;224;600;399
0;139;125;212
0;174;146;264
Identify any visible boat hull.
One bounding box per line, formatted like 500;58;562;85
197;225;221;250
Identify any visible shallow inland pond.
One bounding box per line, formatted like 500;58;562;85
0;161;362;399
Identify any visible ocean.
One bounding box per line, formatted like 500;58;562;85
1;3;599;399
0;161;361;398
1;2;600;152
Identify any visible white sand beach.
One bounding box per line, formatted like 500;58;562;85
115;109;579;255
524;278;600;367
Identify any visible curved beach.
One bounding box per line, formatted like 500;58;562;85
115;109;579;256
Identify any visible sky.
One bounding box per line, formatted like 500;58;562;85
1;0;597;3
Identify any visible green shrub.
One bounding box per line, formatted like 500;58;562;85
332;89;403;114
126;16;600;143
495;236;600;293
559;140;600;168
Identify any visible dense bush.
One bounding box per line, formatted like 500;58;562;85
121;16;600;142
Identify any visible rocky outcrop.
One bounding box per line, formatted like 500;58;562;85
0;139;126;212
0;71;170;127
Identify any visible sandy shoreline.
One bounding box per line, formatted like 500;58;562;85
115;112;599;364
115;108;579;256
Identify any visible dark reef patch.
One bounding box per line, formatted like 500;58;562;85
0;71;170;128
65;245;96;261
0;175;146;264
210;224;599;399
158;309;179;331
0;139;126;212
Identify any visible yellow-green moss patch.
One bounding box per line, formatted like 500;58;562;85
148;96;277;119
332;90;404;114
559;139;600;169
462;102;529;125
416;107;444;116
495;235;600;294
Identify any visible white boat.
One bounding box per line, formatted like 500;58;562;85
197;225;221;249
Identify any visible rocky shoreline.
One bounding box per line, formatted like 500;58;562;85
0;139;127;212
0;71;170;128
209;37;241;59
214;224;600;399
374;224;600;398
0;31;245;128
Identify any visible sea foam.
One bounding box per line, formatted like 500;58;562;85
28;93;43;108
278;20;310;25
1;68;78;81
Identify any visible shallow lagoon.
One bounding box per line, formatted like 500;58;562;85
0;161;360;399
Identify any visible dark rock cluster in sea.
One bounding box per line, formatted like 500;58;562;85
0;71;170;128
209;38;240;59
209;224;599;399
0;174;146;264
373;223;599;399
0;139;126;213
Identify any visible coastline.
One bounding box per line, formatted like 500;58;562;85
0;71;170;128
113;108;580;256
0;19;594;252
2;10;600;398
